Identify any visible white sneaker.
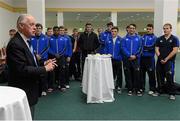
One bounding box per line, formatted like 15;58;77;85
148;91;158;97
140;89;143;92
58;85;61;89
137;91;143;97
60;88;66;92
47;88;53;92
66;85;70;89
41;91;47;96
128;91;132;96
117;87;122;94
148;91;154;95
151;92;158;97
169;95;176;100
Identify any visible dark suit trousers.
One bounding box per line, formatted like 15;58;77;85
112;59;123;88
156;60;175;95
123;59;141;92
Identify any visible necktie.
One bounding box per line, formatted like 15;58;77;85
27;40;38;67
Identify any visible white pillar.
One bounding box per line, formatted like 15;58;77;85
154;0;178;36
27;0;45;32
57;12;64;26
111;12;117;26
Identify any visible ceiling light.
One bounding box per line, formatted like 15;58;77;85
79;28;83;31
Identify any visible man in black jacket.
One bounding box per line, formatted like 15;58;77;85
79;23;100;75
6;14;57;119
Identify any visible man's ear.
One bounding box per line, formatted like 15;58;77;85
19;23;24;29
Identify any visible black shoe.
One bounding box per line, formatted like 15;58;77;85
137;91;143;97
116;87;122;94
128;91;133;96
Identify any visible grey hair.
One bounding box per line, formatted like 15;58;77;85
16;14;32;28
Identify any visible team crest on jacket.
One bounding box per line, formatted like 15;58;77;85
160;40;163;42
169;40;172;43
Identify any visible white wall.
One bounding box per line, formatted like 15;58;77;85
0;7;19;48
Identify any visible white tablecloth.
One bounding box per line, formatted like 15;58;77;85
0;86;32;120
82;55;115;103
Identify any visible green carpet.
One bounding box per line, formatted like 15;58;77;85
34;54;180;120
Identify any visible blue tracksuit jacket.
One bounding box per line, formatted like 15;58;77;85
31;33;49;62
141;34;157;57
121;33;142;59
98;30;112;54
105;35;122;61
48;35;72;57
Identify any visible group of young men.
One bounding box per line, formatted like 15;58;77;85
3;13;180;120
30;24;75;96
98;22;179;100
6;20;179;101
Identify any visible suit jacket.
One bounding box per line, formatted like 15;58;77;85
6;32;46;106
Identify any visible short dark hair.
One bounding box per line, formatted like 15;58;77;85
163;23;172;29
73;28;78;32
9;29;16;33
85;22;92;26
47;27;52;31
53;26;59;31
64;27;68;31
129;24;136;28
36;23;43;29
147;24;154;28
126;25;130;29
59;26;65;29
111;26;119;32
107;22;114;26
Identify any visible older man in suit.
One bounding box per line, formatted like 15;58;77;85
6;14;57;119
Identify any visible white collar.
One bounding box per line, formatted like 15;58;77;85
113;36;117;40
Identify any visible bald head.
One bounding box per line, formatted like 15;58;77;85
17;14;36;38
